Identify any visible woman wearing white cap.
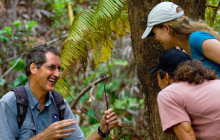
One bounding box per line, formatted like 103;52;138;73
141;2;220;76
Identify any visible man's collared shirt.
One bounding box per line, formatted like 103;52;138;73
0;82;85;140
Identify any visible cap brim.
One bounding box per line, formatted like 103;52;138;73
150;67;158;74
141;26;153;39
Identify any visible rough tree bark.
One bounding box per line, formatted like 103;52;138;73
126;0;206;139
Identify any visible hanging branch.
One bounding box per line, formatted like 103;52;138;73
99;73;109;110
99;73;109;140
206;2;220;25
2;52;27;65
58;80;102;123
70;74;110;109
0;53;26;79
2;33;67;65
207;4;218;8
47;34;68;45
57;80;75;101
211;1;220;24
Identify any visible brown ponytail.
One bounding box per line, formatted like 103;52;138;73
173;60;218;84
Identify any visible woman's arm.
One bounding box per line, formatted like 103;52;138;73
173;122;196;140
202;39;220;64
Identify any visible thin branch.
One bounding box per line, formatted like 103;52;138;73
70;75;110;109
57;78;104;122
81;109;101;123
57;80;75;101
207;4;218;8
47;34;68;45
2;34;68;65
211;2;220;24
72;107;101;123
0;54;24;79
2;52;26;64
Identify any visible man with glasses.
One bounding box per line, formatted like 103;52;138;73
0;44;119;140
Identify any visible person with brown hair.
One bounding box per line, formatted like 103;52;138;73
151;49;220;140
142;1;220;76
0;44;119;140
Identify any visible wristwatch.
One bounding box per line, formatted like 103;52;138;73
98;126;109;137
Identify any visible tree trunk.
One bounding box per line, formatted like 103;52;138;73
126;0;206;139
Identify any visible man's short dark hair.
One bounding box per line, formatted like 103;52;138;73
25;44;60;76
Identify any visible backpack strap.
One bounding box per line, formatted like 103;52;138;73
13;86;28;129
52;91;65;121
13;86;65;129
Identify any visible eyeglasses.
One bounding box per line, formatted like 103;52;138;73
42;64;64;72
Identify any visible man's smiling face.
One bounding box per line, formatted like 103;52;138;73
34;52;61;93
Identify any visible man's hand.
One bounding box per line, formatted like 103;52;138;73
100;108;119;133
86;108;119;140
29;119;76;140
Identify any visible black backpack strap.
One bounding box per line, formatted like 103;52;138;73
13;86;28;129
52;91;65;121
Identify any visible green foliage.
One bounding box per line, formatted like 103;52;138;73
113;96;144;110
0;19;38;47
205;0;220;32
96;83;105;99
61;0;129;71
0;19;37;93
57;54;142;138
80;123;100;138
0;0;218;138
86;0;98;9
0;26;12;43
72;4;84;13
87;109;97;124
25;21;38;34
12;20;22;27
9;58;25;71
11;73;28;88
50;0;70;30
0;79;6;86
112;59;128;66
3;26;12;36
53;3;66;15
12;20;24;39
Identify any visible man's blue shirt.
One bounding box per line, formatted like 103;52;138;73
0;82;85;140
189;31;220;76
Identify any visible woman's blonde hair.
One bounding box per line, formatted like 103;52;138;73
164;8;220;41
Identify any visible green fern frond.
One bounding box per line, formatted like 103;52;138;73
56;0;130;100
61;0;128;73
55;77;70;97
99;39;113;62
95;0;124;20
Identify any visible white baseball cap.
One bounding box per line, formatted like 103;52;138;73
141;2;184;39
